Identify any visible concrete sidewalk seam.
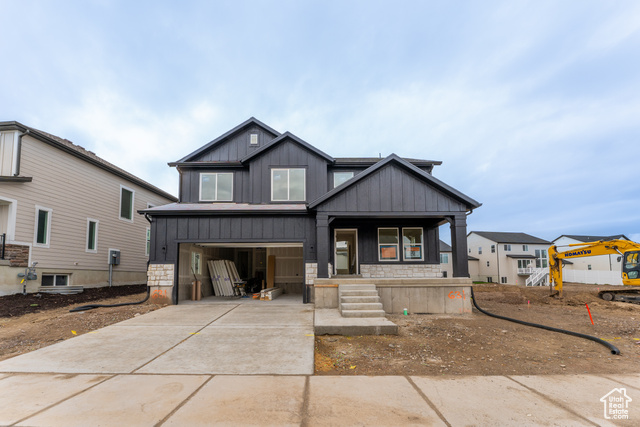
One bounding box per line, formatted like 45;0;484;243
299;375;311;427
10;374;114;426
505;375;600;427
601;374;640;392
130;305;240;374
406;376;451;427
155;375;214;426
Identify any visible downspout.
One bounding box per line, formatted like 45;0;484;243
15;129;30;176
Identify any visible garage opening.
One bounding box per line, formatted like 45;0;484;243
177;242;304;303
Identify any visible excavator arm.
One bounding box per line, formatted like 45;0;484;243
549;240;640;296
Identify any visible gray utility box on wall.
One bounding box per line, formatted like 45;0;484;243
109;249;121;265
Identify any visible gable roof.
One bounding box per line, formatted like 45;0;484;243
554;234;629;243
240;131;334;163
470;231;550;245
439;240;452;252
309;153;481;210
0;121;177;201
175;117;281;163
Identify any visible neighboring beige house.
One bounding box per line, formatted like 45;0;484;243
467;231;551;285
0;121;177;295
438;240;479;279
552;234;628;272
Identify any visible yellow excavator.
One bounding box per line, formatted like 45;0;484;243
549;239;640;302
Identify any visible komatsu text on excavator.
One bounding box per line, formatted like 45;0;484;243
549;239;640;302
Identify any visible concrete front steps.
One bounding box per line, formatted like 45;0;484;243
339;284;385;318
314;284;398;336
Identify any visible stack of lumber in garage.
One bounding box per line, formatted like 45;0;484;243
207;260;241;296
260;287;283;301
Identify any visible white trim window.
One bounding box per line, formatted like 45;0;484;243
504;244;512;251
333;171;354;188
0;131;18;176
271;168;305;201
42;273;69;286
378;228;399;261
0;196;17;241
199;173;233;202
402;228;424;261
146;227;151;257
34;206;52;248
119;185;135;222
86;219;99;253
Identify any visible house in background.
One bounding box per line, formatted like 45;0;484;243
467;231;551;285
143;117;480;313
0;121;177;295
438;240;479;279
550;234;629;285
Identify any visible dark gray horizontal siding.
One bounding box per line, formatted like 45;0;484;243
192;125;278;162
150;215;317;264
250;139;329;203
317;164;467;213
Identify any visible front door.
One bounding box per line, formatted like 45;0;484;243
335;229;358;275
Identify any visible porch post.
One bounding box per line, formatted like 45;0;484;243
316;214;330;278
450;214;469;277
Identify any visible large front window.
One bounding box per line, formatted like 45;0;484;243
271;168;305;201
535;249;548;268
402;228;423;261
378;228;399;261
200;173;233;201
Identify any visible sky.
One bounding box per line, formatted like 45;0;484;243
1;0;639;243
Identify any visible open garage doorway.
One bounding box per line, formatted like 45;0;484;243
177;242;304;303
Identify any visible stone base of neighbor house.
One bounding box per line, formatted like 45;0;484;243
313;278;473;315
147;263;175;305
0;265;147;296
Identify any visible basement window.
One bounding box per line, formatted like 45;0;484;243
501;277;508;284
42;274;69;286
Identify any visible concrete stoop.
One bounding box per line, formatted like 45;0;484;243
313;284;398;335
339;284;386;318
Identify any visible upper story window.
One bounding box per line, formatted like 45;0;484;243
333;171;354;188
491;245;495;253
249;133;259;146
200;173;233;201
119;185;135;221
504;244;512;251
0;131;18;176
34;206;52;247
271;168;305;201
478;247;482;255
523;244;529;251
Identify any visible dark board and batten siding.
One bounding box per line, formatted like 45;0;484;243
316;164;468;214
249;139;330;204
180;168;251;203
191;125;278;162
149;215;317;264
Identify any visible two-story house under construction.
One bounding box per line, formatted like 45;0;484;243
0;121;177;295
142;118;481;313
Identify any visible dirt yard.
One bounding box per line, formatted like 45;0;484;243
0;285;163;361
316;283;640;376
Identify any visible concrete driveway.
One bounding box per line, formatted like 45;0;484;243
0;302;315;375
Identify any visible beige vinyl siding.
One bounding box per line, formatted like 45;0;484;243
1;134;174;272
